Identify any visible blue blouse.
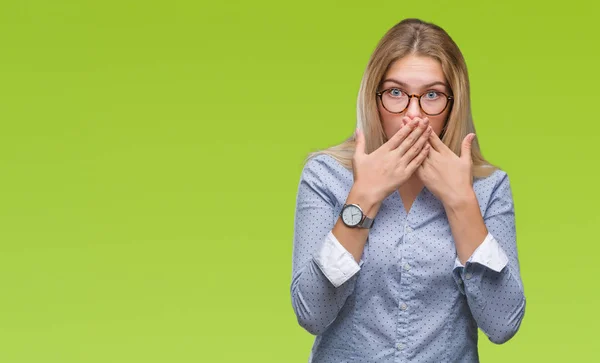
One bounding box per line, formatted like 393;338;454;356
291;154;526;362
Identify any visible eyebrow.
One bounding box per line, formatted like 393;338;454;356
381;78;448;90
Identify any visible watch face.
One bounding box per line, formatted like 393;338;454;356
342;205;362;226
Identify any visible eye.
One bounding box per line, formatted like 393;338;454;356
387;88;405;98
424;90;440;100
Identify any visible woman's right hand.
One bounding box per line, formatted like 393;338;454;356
352;117;432;204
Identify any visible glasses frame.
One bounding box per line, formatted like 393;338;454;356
376;88;454;116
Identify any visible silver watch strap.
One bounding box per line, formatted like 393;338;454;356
359;215;374;229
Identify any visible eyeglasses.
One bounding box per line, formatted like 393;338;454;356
376;88;453;116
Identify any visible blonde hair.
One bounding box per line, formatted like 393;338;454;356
306;18;497;178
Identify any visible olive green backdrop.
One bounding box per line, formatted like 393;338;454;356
0;0;598;362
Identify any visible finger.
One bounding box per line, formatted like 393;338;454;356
384;118;419;150
406;143;431;174
460;133;475;161
414;161;427;180
400;125;433;164
354;127;365;157
402;116;427;127
426;140;439;158
428;128;447;152
394;118;430;156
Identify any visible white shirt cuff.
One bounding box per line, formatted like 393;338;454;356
454;232;509;273
313;231;362;288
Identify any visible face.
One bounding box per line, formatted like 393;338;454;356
377;55;452;140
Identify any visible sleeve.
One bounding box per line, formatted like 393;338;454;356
314;231;363;288
290;156;362;336
451;172;526;344
452;232;509;273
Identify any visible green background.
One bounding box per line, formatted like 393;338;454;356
0;0;598;362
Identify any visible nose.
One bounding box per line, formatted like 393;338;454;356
405;95;423;118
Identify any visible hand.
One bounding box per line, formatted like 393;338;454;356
352;118;432;204
416;129;476;206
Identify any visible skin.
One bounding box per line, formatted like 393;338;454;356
332;54;488;265
378;55;451;142
377;55;451;213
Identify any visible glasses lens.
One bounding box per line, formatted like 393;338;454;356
381;89;409;113
421;91;448;115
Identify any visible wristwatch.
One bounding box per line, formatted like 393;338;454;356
340;203;374;229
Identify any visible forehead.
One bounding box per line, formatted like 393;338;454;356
383;55;445;85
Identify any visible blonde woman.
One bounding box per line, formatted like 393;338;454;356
290;18;526;362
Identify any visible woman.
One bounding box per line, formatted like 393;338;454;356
290;18;526;362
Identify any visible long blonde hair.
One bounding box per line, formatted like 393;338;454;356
306;18;497;178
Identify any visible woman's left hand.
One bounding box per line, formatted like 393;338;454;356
416;129;476;207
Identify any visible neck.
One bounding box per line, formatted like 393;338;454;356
400;173;423;192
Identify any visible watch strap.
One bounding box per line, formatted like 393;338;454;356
358;215;374;229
